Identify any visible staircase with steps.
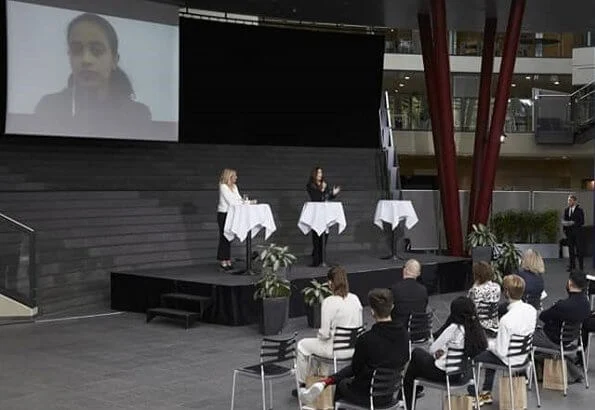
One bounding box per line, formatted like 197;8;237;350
0;139;386;317
146;293;213;329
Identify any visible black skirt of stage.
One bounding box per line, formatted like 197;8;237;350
111;251;470;326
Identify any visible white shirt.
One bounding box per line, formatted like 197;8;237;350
490;300;536;366
318;293;363;340
430;323;465;371
217;184;242;213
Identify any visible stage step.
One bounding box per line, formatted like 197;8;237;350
161;292;212;316
146;307;201;329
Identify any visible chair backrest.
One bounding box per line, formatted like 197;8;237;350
444;347;469;376
332;326;365;353
368;366;406;409
523;293;542;311
259;332;297;366
476;301;499;322
408;311;433;344
506;333;533;360
559;321;582;348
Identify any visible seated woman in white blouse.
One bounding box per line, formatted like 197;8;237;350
403;297;487;407
217;168;243;271
296;266;363;386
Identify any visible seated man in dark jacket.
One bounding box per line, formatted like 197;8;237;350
391;259;429;327
299;288;409;407
534;270;591;381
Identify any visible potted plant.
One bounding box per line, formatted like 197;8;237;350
466;223;497;262
253;243;296;335
301;279;332;328
492;241;522;283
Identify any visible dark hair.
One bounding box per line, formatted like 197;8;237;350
368;288;393;318
327;266;349;298
569;270;588;290
67;13;134;99
309;166;323;186
449;297;487;358
473;261;493;284
569;194;577;201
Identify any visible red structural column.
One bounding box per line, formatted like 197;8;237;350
475;0;526;224
418;13;447;197
468;17;497;230
429;0;464;256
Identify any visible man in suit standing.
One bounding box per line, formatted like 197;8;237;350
563;194;585;271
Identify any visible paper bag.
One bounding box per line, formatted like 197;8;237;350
498;376;527;410
543;358;565;391
442;394;473;410
305;375;334;410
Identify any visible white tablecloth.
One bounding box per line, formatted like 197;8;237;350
298;202;347;236
224;203;277;242
373;200;419;230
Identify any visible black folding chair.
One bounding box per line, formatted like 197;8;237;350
475;333;541;409
408;312;434;358
308;326;365;375
334;366;408;410
533;321;589;396
230;332;300;410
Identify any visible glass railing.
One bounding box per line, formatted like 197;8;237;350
388;94;533;133
0;212;37;309
383;29;588;58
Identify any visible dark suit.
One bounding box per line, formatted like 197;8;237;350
306;180;336;266
563;205;585;270
391;278;429;327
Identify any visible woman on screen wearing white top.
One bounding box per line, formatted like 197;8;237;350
34;13;151;137
295;266;363;387
217;168;243;271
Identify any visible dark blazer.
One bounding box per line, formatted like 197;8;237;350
540;292;591;343
306;180;336;202
391;278;429;327
517;270;544;302
349;321;409;403
563;205;585;236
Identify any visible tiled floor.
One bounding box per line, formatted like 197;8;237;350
0;258;593;409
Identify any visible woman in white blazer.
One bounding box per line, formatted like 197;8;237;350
217;168;243;270
296;266;363;385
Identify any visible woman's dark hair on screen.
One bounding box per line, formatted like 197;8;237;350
66;13;135;99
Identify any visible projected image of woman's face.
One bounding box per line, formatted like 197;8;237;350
68;21;117;89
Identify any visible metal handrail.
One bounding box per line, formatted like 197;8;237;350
0;212;37;308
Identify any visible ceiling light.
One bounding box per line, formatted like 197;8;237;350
554;81;560;85
404;76;410;80
525;76;531;80
511;83;517;87
500;134;507;143
399;83;404;87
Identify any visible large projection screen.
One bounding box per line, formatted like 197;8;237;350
4;0;179;141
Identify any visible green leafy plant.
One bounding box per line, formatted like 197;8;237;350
536;210;559;243
253;243;296;300
466;223;497;248
301;279;332;306
493;242;522;278
490;209;560;243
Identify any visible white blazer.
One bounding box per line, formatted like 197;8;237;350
217;184;242;213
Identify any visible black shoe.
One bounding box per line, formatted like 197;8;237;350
291;388;298;398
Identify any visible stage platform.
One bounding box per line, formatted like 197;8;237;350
111;251;471;326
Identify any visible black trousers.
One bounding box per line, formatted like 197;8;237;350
583;315;595;348
311;232;328;266
566;231;584;270
404;348;450;405
217;212;230;261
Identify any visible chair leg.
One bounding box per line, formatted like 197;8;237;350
580;347;590;389
472;365;481;410
561;354;568;396
261;371;266;410
446;386;452;410
401;386;408;410
531;353;542;407
268;380;273;409
411;381;418;410
294;362;303;410
508;368;515;410
230;371;238;410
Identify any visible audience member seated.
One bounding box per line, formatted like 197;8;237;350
391;259;429;327
295;266;363;388
299;288;409;407
517;249;545;309
534;270;590;383
468;261;501;336
469;274;536;406
403;296;488;406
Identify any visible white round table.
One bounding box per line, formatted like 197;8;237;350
373;200;418;259
298;201;346;266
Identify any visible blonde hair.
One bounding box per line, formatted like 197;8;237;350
502;274;526;300
520;249;545;275
219;168;236;186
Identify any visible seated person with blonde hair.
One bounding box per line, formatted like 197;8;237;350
517;249;545;309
